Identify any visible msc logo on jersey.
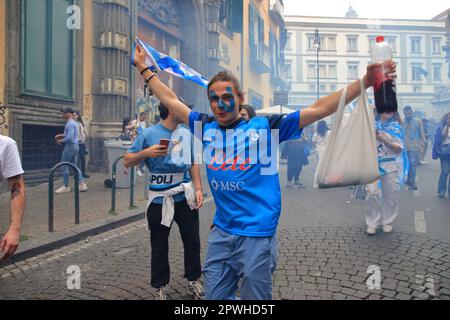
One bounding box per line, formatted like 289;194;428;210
211;179;245;192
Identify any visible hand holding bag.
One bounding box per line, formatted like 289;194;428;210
315;79;380;189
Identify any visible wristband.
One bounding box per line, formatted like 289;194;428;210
140;67;151;75
144;73;157;83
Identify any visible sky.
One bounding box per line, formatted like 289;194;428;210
284;0;449;20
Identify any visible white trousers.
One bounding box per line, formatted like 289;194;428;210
365;171;400;228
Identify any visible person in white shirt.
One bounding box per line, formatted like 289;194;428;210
0;135;26;260
365;112;406;235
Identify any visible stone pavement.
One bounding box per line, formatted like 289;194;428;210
0;156;449;300
0;220;449;300
0;172;149;240
0;169;210;241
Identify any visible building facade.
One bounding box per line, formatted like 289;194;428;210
217;0;288;109
285;10;450;118
432;10;450;120
0;0;288;183
0;0;225;182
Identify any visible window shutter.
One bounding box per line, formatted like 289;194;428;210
230;0;243;33
249;4;255;45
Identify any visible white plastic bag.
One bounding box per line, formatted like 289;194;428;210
314;79;380;189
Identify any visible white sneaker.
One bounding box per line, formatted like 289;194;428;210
154;286;168;300
79;183;88;192
137;169;143;177
366;227;377;235
188;281;205;300
55;186;71;194
382;225;393;233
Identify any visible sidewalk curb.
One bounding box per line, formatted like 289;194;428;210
0;211;146;268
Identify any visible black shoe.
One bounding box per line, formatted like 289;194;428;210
409;184;418;191
438;193;445;198
83;174;90;179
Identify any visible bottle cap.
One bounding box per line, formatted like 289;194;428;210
376;36;385;43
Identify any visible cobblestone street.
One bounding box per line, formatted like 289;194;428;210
1;162;449;300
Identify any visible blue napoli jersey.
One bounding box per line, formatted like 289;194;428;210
128;123;192;204
189;111;303;237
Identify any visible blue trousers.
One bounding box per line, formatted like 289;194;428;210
407;150;420;185
438;156;450;195
61;143;83;187
203;226;277;300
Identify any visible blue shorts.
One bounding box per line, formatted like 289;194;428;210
203;226;277;300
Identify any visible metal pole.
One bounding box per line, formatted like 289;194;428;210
129;166;136;209
74;169;80;225
49;172;54;233
48;162;81;232
317;48;320;101
109;155;124;215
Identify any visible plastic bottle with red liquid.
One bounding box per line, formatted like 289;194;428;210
371;36;398;114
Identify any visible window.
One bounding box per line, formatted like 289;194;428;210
327;37;336;51
285;61;292;80
328;64;337;79
285;32;292;51
22;0;74;99
411;37;422;54
249;4;264;46
309;84;316;92
347;37;358;52
413;85;422;93
432;38;441;54
308;64;316;78
330;84;337;92
412;64;424;81
320;84;327;93
348;63;359;79
219;0;232;31
319;64;326;78
386;37;397;53
270;32;280;77
433;64;442;82
249;90;264;110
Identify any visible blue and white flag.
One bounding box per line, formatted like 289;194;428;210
133;38;209;88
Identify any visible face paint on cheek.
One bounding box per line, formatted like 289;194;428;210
219;87;235;113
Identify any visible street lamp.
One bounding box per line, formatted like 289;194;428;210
313;28;320;101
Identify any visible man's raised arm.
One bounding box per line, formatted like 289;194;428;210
299;62;397;129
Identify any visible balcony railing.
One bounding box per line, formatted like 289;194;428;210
250;44;271;74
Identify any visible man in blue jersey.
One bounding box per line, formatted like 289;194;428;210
133;44;396;300
124;102;205;300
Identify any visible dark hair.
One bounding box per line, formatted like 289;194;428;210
122;117;131;131
139;112;147;118
442;112;450;127
317;121;328;137
404;106;413;112
75;111;85;126
239;105;256;119
159;103;170;120
207;70;244;99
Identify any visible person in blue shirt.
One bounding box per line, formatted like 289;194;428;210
124;102;205;300
133;44;397;300
55;108;88;194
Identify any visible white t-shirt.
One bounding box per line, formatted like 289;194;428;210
0;135;24;188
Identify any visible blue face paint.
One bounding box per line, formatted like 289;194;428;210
209;88;236;113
